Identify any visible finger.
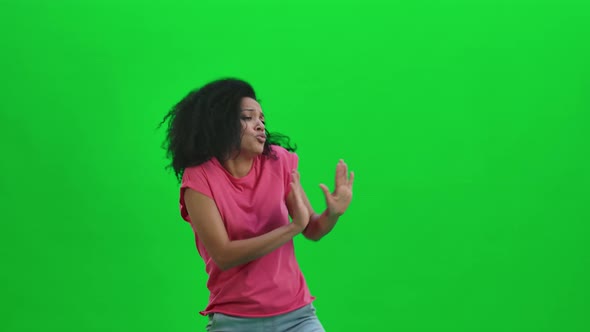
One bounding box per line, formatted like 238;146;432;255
319;183;331;199
349;171;355;188
292;171;303;197
344;161;349;179
292;169;300;184
335;160;344;188
342;161;349;186
291;183;302;200
334;162;339;188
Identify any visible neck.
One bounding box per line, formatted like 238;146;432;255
221;153;255;178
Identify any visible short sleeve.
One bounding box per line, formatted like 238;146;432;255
179;166;213;221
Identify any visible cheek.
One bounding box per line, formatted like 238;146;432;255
242;122;255;132
239;122;248;134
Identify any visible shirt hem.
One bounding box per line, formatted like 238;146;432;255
199;297;316;318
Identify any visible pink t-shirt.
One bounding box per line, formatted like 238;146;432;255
179;145;315;317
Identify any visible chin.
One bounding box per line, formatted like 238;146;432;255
255;143;265;154
244;147;263;157
242;140;265;156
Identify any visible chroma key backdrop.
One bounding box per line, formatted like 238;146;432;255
1;0;588;331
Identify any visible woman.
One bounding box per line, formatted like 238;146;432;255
161;78;354;331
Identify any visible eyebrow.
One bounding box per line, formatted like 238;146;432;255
242;108;264;117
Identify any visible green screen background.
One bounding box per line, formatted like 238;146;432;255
1;0;589;331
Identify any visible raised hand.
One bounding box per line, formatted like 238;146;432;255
290;169;310;232
319;160;354;218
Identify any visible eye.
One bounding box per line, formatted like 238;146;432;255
241;116;252;121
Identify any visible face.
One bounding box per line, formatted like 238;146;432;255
238;97;266;156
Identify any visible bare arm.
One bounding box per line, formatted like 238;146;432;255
184;174;309;271
288;186;338;241
303;210;340;241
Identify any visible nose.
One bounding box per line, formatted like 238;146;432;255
256;119;265;131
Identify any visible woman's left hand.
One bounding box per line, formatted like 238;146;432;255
319;159;354;218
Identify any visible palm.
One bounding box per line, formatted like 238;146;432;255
320;160;354;217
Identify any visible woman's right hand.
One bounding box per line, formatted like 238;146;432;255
290;169;310;232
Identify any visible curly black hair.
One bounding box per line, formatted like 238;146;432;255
160;78;297;181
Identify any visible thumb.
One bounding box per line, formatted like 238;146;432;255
319;184;331;200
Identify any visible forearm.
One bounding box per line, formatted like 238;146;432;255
217;223;301;270
303;210;340;241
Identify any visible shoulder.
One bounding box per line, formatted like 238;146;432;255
267;145;298;169
181;159;218;188
269;144;288;155
182;162;206;180
269;144;297;158
270;144;298;158
179;161;216;220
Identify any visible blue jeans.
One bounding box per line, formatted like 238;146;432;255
205;304;325;332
